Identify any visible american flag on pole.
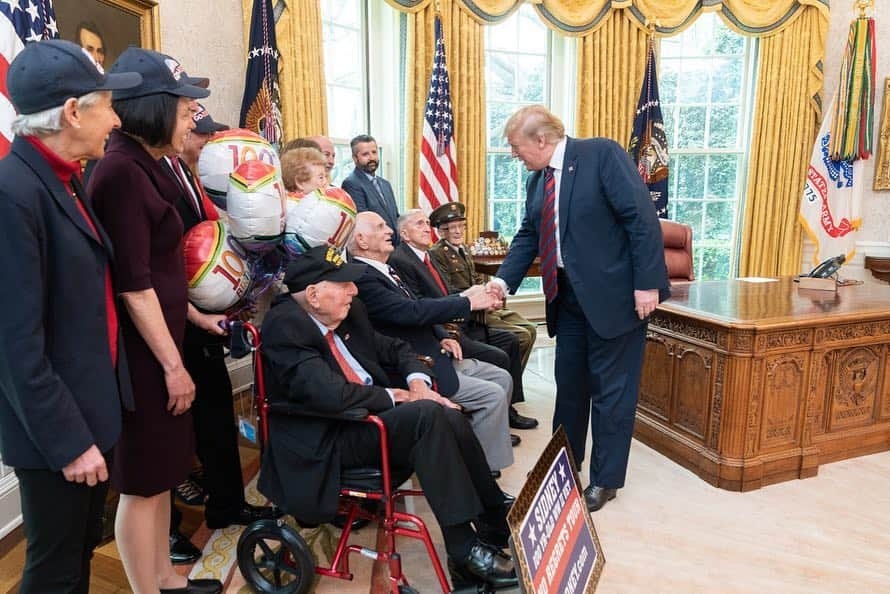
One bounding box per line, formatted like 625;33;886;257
418;14;458;224
0;0;58;157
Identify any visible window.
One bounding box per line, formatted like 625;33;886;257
485;5;550;293
659;13;756;280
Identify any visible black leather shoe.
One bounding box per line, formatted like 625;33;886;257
490;470;501;479
510;433;521;447
449;541;518;590
509;406;539;429
205;503;284;529
169;530;201;565
501;491;515;509
332;514;371;531
583;485;617;512
159;578;223;593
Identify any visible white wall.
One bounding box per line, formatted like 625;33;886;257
804;4;890;282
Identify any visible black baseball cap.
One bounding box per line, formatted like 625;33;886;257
284;246;366;293
193;103;228;134
7;39;142;115
109;48;210;101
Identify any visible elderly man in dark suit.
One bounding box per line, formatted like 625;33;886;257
390;208;537;434
0;40;141;593
259;246;517;590
489;105;670;512
348;212;515;474
341;134;401;245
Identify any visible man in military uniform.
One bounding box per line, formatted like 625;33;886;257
429;202;539;429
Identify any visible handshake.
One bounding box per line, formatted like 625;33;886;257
460;281;506;312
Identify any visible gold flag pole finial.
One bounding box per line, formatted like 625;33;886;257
434;0;442;15
854;0;873;18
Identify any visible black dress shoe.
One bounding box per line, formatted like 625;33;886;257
510;433;521;447
159;578;223;593
501;491;515;509
332;515;371;531
449;541;518;589
509;406;539;430
490;470;501;479
205;502;284;529
583;485;617;512
169;530;201;565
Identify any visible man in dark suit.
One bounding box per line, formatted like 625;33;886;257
259;246;517;590
490;105;670;512
160;103;278;564
341;134;401;245
0;40;141;593
348;212;515;473
390;208;537;433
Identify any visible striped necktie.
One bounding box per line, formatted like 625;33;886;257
539;166;558;302
325;331;363;384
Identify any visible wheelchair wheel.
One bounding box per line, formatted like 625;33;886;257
237;519;314;594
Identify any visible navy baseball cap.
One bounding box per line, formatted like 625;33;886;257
109;48;210;101
7;39;142;115
284;246;366;293
192;103;228;134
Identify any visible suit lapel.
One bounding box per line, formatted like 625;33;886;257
558;137;577;242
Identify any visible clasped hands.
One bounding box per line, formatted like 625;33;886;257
461;283;504;311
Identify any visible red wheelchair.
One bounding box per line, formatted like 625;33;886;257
231;322;477;594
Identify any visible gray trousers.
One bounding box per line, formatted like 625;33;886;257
452;358;513;471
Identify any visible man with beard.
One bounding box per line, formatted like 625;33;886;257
342;134;400;245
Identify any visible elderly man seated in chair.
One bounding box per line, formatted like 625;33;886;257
258;246;518;590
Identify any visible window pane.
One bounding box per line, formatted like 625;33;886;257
489;19;517;51
677;106;706;148
322;0;360;28
662;105;676;148
488;101;514;148
708;105;739;148
677;155;706;199
710;58;742;103
676;200;703;239
326;87;363;139
492;200;519;237
329;143;354;187
519;10;547;53
701;247;731;280
703;201;734;241
517;56;546;102
490;154;520;199
323;26;362;87
520;277;542;293
488;53;516;101
675;61;709;103
659;63;678;104
713;23;744;55
706;154;738;198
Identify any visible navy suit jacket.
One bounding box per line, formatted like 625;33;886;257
353;263;471;396
342;168;400;243
259;295;427;523
497;137;670;339
0;136;133;470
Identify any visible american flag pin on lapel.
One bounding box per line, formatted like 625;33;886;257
568;165;575;172
344;334;350;341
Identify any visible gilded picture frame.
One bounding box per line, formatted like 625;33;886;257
54;0;160;69
875;77;890;191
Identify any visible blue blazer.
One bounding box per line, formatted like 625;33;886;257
497;137;670;339
342;168;400;243
0;136;133;470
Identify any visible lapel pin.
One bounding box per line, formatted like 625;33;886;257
344;333;350;341
568;165;575;172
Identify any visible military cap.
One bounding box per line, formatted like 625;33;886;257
430;202;466;228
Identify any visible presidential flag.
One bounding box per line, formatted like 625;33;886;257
799;92;865;266
1;0;58;156
628;41;669;218
418;14;458;229
239;0;282;147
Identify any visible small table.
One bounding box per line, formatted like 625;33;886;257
472;254;541;277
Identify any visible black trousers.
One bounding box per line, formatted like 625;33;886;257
338;400;504;531
463;325;524;403
171;341;245;530
15;452;112;594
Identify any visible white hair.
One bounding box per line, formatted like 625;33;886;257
396;209;424;234
10;91;105;137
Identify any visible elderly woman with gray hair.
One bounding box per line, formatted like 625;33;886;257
0;39;141;594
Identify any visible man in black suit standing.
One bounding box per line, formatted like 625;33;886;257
0;40;141;593
259;246;517;590
342;134;401;245
490;105;670;512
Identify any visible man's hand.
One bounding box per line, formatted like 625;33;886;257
165;364;195;415
485;280;506;300
634;289;660;320
62;445;108;486
465;288;503;311
401;378;461;410
440;338;463;360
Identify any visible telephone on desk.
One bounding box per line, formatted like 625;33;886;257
802;254;846;279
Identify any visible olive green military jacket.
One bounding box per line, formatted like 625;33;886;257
429;239;482;292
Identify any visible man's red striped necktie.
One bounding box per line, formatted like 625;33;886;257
539;166;558;302
424;253;449;296
325;331;363;384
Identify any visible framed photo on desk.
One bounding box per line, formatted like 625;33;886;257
54;0;160;68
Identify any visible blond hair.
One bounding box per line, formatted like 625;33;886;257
503;104;565;143
279;147;325;192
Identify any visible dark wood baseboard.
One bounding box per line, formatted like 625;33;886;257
0;525;23;560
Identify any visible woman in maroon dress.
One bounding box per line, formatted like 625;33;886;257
89;48;223;594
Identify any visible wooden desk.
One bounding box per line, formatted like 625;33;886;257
472;255;540;277
637;277;890;491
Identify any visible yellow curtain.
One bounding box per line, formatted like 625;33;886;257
241;0;328;140
385;0;522;23
404;2;488;238
575;9;649;143
739;7;827;276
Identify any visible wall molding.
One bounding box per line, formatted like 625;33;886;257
0;473;21;540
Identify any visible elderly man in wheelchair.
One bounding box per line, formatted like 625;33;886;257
254;245;518;592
